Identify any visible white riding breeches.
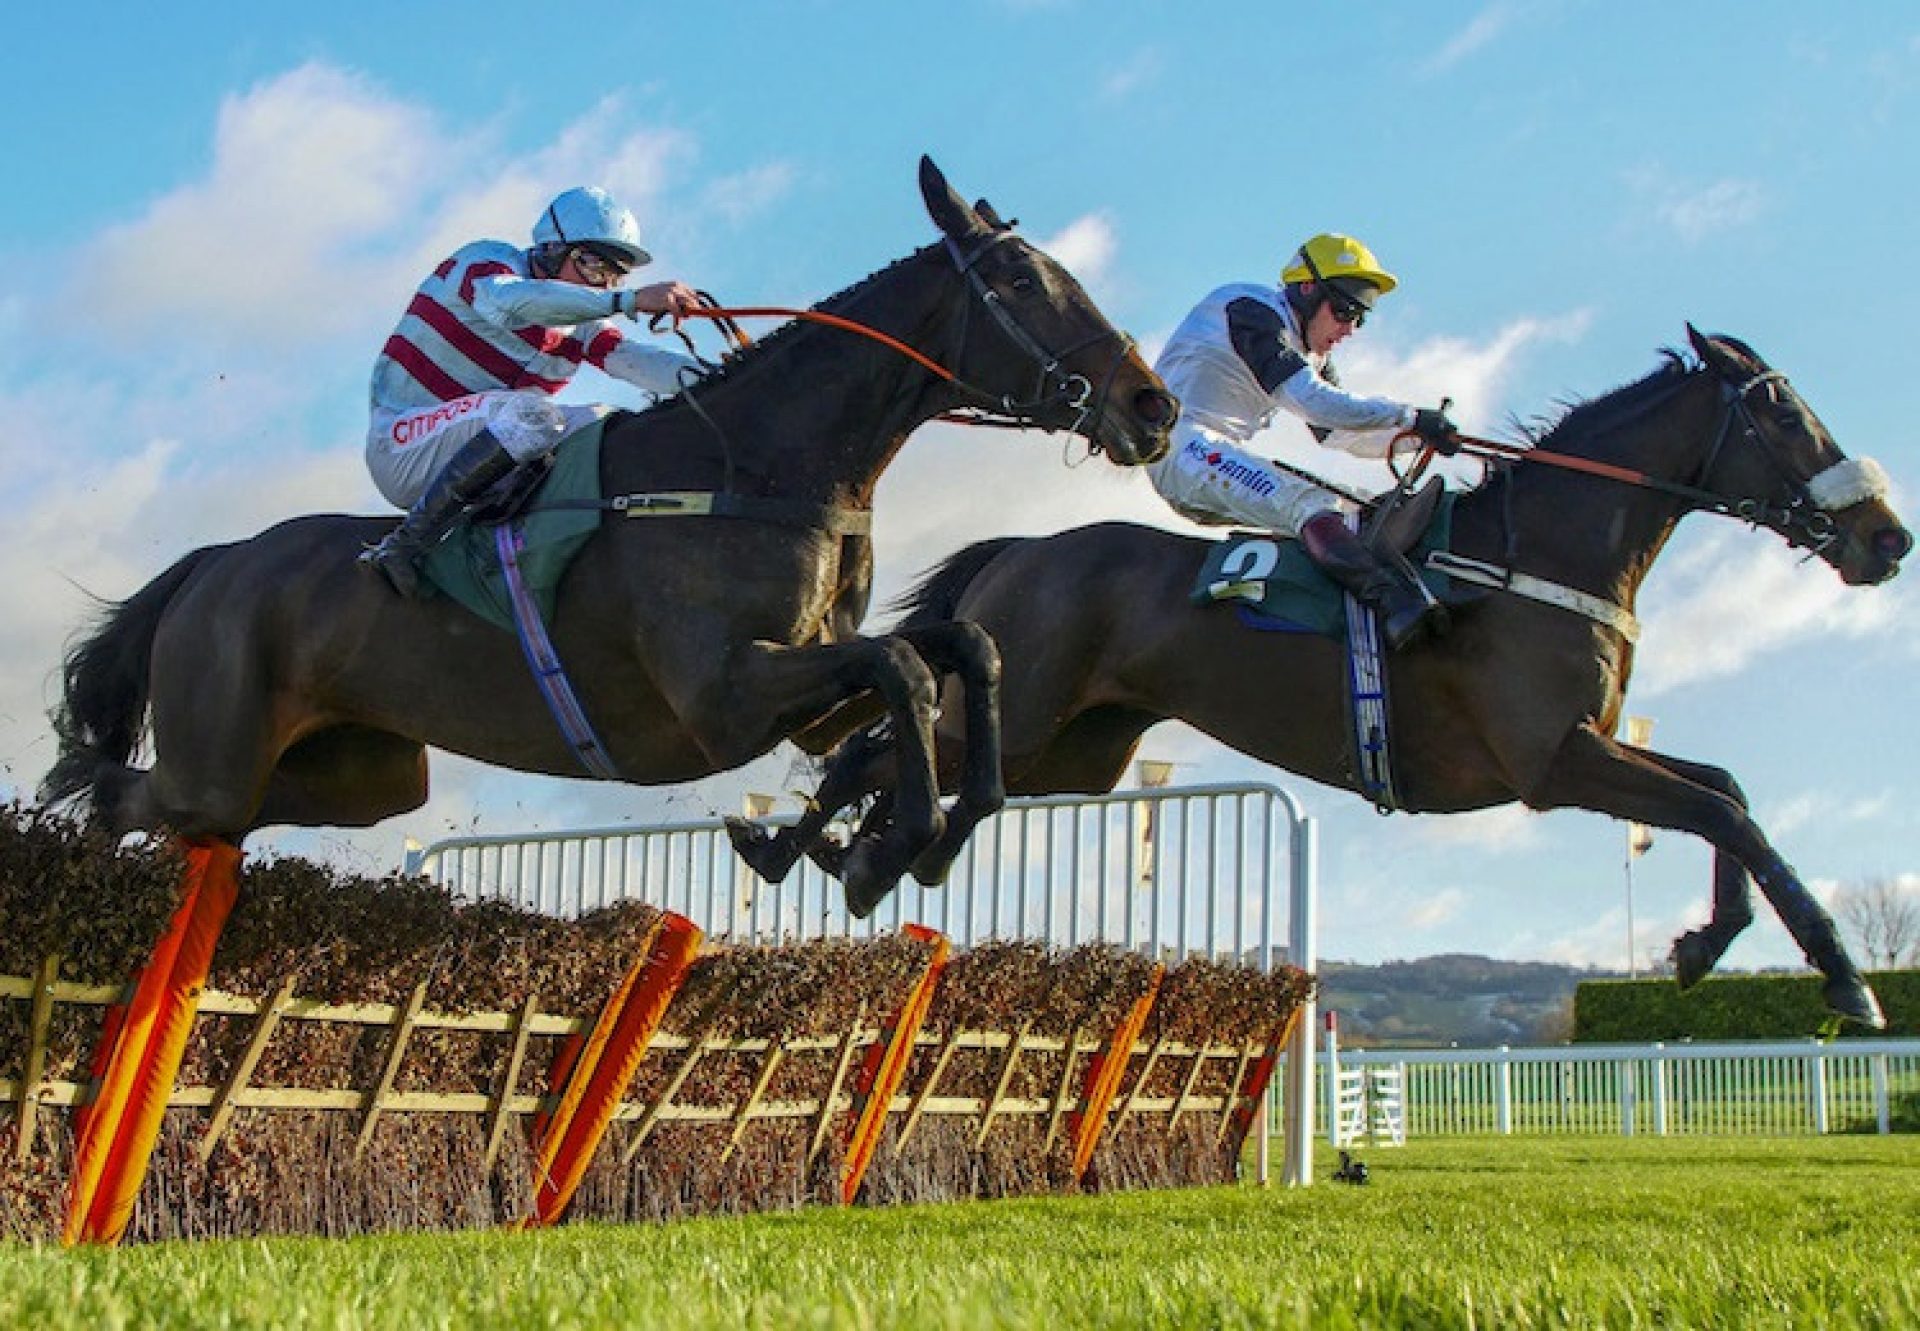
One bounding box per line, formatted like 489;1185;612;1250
1146;424;1348;536
366;391;610;508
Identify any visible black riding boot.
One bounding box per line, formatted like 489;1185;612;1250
1299;511;1447;650
360;431;518;599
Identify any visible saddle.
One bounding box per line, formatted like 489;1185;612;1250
1189;483;1479;638
418;420;609;632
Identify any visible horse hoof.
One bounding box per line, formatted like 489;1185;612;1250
723;816;794;884
1670;931;1715;991
843;839;905;920
806;833;850;881
1823;974;1887;1030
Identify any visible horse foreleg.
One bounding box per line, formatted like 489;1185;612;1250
893;620;1002;886
726;721;893;884
1629;749;1756;989
716;636;944;918
1529;723;1884;1028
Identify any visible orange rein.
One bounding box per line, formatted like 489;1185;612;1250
1391;427;1695;494
669;304;959;382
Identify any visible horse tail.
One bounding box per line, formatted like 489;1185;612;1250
39;545;226;808
887;536;1024;629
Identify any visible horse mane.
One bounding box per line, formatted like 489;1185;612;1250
637;244;943;411
1518;348;1695;453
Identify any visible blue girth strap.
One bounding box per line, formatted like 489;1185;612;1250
494;522;621;781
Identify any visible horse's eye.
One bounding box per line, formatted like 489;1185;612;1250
1007;271;1037;295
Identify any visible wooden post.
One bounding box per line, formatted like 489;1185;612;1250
1216;1041;1260;1144
720;1041;787;1163
841;925;950;1205
354;982;429;1159
1111;1034;1170;1133
808;1006;867;1166
972;1022;1032;1151
13;953;60;1163
1166;1047;1212;1134
198;975;297;1164
483;993;542;1171
892;1027;963;1156
1043;1025;1083;1152
622;1025;715;1165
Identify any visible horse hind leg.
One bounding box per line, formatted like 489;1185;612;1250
895;620;1002;888
1531;725;1883;1029
249;726;429;831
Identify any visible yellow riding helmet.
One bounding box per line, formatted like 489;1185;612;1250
1280;233;1398;295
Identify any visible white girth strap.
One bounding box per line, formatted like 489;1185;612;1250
1425;552;1642;643
1806;457;1889;512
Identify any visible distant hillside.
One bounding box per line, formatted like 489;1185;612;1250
1319;953;1619;1048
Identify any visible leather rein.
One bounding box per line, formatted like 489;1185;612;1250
1400;365;1870;559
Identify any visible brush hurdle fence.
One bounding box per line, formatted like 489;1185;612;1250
407;781;1323;1185
2;783;1319;1246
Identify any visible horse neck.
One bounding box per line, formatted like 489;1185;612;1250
1473;369;1727;608
645;246;967;506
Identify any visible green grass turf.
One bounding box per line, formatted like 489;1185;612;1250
4;1135;1916;1329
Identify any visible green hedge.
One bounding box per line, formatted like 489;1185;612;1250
1573;970;1919;1042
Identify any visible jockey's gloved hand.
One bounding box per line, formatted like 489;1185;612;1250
1412;407;1462;455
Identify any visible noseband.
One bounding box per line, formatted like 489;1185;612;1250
941;231;1137;450
1694;368;1890;558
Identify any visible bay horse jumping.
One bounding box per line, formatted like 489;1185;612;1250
41;157;1177;901
754;328;1909;1026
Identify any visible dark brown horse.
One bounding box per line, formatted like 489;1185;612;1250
40;158;1176;899
753;328;1909;1026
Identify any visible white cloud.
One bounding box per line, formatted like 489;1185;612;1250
1100;50;1163;100
1423;3;1521;75
1632;530;1905;697
1405;887;1468;930
1036;212;1120;292
1410;804;1546;852
1623;165;1766;244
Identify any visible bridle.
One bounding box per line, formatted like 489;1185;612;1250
1426;362;1889;560
938;228;1139;449
659;230;1141;454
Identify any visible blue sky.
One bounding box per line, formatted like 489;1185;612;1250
2;2;1915;971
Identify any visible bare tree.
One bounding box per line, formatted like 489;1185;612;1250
1834;876;1920;970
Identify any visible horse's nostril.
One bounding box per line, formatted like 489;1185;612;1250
1135;388;1177;429
1875;526;1913;563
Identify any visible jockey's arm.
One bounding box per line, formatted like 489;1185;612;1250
1225;296;1413;451
471;270;643;327
594;332;702;397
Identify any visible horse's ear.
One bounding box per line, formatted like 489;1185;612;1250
1687;324;1741;376
920;155;987;242
974;199;1015;232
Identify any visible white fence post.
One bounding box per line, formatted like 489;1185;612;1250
1873;1054;1891;1135
1651;1043;1668;1136
1494;1046;1512;1135
1324;1011;1343;1148
1809;1047;1830;1135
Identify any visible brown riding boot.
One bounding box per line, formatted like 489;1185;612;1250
1299;511;1447;650
360;431;518;599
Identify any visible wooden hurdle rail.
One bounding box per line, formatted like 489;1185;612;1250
5;942;1299;1240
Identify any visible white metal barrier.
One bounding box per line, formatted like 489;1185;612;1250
1331;1038;1920;1137
409;781;1322;1183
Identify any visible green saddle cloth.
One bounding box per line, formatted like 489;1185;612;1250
1190;494;1457;637
419;419;607;633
